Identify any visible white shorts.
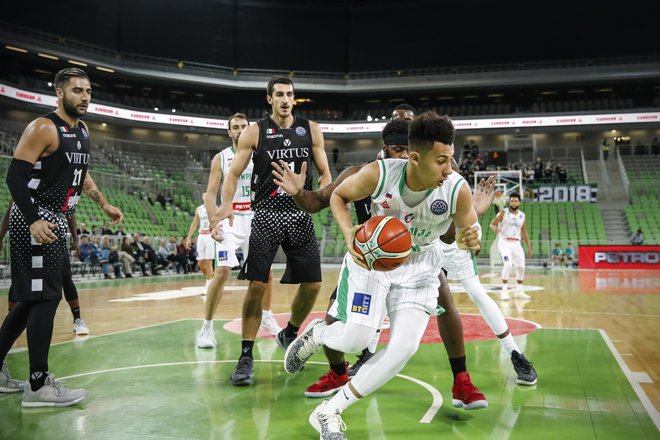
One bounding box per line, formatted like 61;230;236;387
497;237;525;268
214;213;252;267
196;234;215;260
439;240;478;281
328;241;445;329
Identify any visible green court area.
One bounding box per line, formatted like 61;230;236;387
1;320;657;439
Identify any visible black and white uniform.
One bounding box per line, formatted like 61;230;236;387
239;116;321;284
9;113;89;301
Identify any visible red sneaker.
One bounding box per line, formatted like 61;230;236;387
304;365;349;398
452;371;488;410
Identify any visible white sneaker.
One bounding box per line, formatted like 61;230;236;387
309;400;347;440
500;290;510;300
259;314;282;336
514;291;530;299
197;326;217;349
21;374;87;407
0;363;25;393
73;319;90;336
284;318;326;374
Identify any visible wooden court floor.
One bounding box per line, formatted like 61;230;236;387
0;266;658;439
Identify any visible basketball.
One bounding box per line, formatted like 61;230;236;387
354;215;412;271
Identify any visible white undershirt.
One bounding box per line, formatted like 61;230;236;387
401;182;428;208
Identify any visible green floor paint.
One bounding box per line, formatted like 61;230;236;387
1;321;657;439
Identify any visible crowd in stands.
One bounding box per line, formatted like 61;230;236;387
550;242;577;268
457;140;569;186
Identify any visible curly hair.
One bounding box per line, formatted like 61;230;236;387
408;111;455;152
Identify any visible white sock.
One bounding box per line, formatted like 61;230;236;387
326;384;360;413
502;283;509;292
499;334;520;354
205;279;211;288
262;310;272;318
203;319;213;329
367;330;381;353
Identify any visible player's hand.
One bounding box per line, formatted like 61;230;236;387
211;222;225;243
345;224;369;270
183;237;191;250
103;203;123;225
473;176;496;217
456;224;481;252
271;160;306;196
213;204;233;228
527;247;533;257
29;219;58;244
71;241;80;258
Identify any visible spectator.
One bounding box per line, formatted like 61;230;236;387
131;234;161;276
470;139;479;158
176;237;190;274
462;141;471;160
556;164;568;183
534;157;544;180
116;226;127;237
77;223;91;235
119;236;135;278
143;237;162;275
78;235;97;264
156;191;166;208
601;138;610;160
186;238;198;273
543;164;554;183
551;244;564;267
564;242;576;267
157;239;172;267
165;236;187;273
101;224;115;235
99;236;114;279
524;166;535;184
164;192;173;205
631;229;644;245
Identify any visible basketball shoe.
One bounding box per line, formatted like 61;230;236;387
305;364;349;398
309;400;347;440
22;374;87;407
512;351;537;385
284;318;326;374
452;372;488;410
0;363;25;393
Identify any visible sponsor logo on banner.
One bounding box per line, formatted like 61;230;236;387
352;293;371;315
430;199;448;215
578;245;660;269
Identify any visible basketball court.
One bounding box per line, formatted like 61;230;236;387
1;266;658;439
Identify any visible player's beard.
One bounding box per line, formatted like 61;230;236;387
62;93;87;119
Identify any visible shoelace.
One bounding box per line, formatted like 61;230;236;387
319;410;347;434
49;378;65;397
296;334;319;360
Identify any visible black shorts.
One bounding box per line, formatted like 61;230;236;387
239;210;321;284
9;205;68;301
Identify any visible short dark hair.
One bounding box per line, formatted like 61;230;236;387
53;68;89;91
382;119;410;145
393;103;417;113
509;192;521;200
266;76;294;96
228;112;249;128
408;112;455;152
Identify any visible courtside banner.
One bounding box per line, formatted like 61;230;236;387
1;82;660;133
578;245;660;269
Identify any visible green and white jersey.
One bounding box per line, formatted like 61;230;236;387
197;204;210;232
220;146;253;213
371;159;466;253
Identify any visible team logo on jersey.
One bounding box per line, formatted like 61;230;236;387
266;128;276;134
81;128;89;139
283;139;291;147
381;201;390;209
430;199;448;215
76;141;82;150
295;126;307;136
385;193;392;199
351;293;371;315
404;213;415;223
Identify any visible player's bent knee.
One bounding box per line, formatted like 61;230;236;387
302;281;322;292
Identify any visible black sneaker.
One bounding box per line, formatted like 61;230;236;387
231;357;254;386
275;329;296;351
511;351;537;385
347;349;375;377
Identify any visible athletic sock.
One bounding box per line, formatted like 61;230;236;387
499;334;519;354
283;322;299;339
240;340;254;359
262;309;272;318
330;362;347;376
449;355;467;380
29;370;48;391
327;384;360;413
203;319;213;329
71;307;81;321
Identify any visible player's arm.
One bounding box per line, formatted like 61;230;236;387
330;162;379;268
490;210;504;235
204;153;223;223
453;184;481;251
217;125;257;226
310;121;332;188
185;208;200;250
521;219;532;257
82;172;123;224
271;160;362;213
7;118;60;243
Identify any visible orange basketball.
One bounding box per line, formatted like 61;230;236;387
354;215;412;271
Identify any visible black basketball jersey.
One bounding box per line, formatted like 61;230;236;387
31;113;90;217
252;116;313;211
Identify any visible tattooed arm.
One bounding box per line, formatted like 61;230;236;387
83;172;123;224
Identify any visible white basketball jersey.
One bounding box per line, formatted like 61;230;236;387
371;159;466;253
197;204;210;232
220;146;253;212
500;207;525;240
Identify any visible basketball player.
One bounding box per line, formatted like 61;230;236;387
273;117;487;409
490;193;532;300
284;112;482;438
185;194;215;294
1;201;90;335
0;68;122;406
196;113;281;350
213;77;331;386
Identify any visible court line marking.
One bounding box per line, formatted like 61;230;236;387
57;359;442;424
598;329;659;431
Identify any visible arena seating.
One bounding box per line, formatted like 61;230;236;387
625;195;659;245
